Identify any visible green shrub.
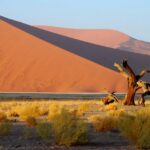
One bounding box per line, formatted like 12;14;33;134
0;120;12;136
36;122;52;139
118;112;150;149
51;108;88;146
25;116;37;128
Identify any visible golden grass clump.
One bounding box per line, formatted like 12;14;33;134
89;115;117;132
38;106;49;116
0;120;12;136
25;116;37;128
17;104;41;120
6;109;19;118
0;100;103;120
105;103;118;111
48;103;62;120
107;109;126;118
51;108;88;146
0;112;7;122
138;107;150;117
36;122;52;139
77;103;90;116
118;108;150;149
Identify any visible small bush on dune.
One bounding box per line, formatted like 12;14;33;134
118;110;150;149
36;122;52;139
89;115;117;132
25;116;37;128
51;108;88;146
0;120;12;136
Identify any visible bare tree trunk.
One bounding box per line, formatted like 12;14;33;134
122;60;137;105
124;86;136;105
114;60;149;106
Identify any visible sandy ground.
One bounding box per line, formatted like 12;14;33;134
0;122;136;150
37;26;129;49
0;100;149;150
0;18;126;92
1;16;150;92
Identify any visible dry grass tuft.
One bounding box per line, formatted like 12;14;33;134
51;108;88;146
25;116;37;128
105;104;118;111
0;112;7;122
77;103;90;116
36;121;52;139
0;120;12;136
107;109;126;118
48;103;62;121
89;115;117;132
118;108;150;149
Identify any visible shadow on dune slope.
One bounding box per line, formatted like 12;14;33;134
1;16;150;80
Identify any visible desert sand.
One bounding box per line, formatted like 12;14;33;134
37;26;129;48
38;26;150;55
0;19;126;92
1;16;150;92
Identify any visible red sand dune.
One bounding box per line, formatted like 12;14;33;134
37;26;129;48
0;20;127;92
38;26;150;55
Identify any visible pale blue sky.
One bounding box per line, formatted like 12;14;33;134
0;0;150;42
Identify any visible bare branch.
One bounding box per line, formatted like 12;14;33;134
139;70;150;79
114;63;128;78
122;60;136;82
107;93;119;103
147;83;150;87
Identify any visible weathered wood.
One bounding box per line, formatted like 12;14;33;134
102;91;119;105
137;81;150;106
114;60;150;105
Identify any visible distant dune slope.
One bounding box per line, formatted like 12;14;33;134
37;26;129;48
0;18;127;92
38;26;150;55
1;17;150;75
0;16;150;92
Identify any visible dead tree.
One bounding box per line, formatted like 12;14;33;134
137;80;150;106
114;60;150;105
102;91;119;105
